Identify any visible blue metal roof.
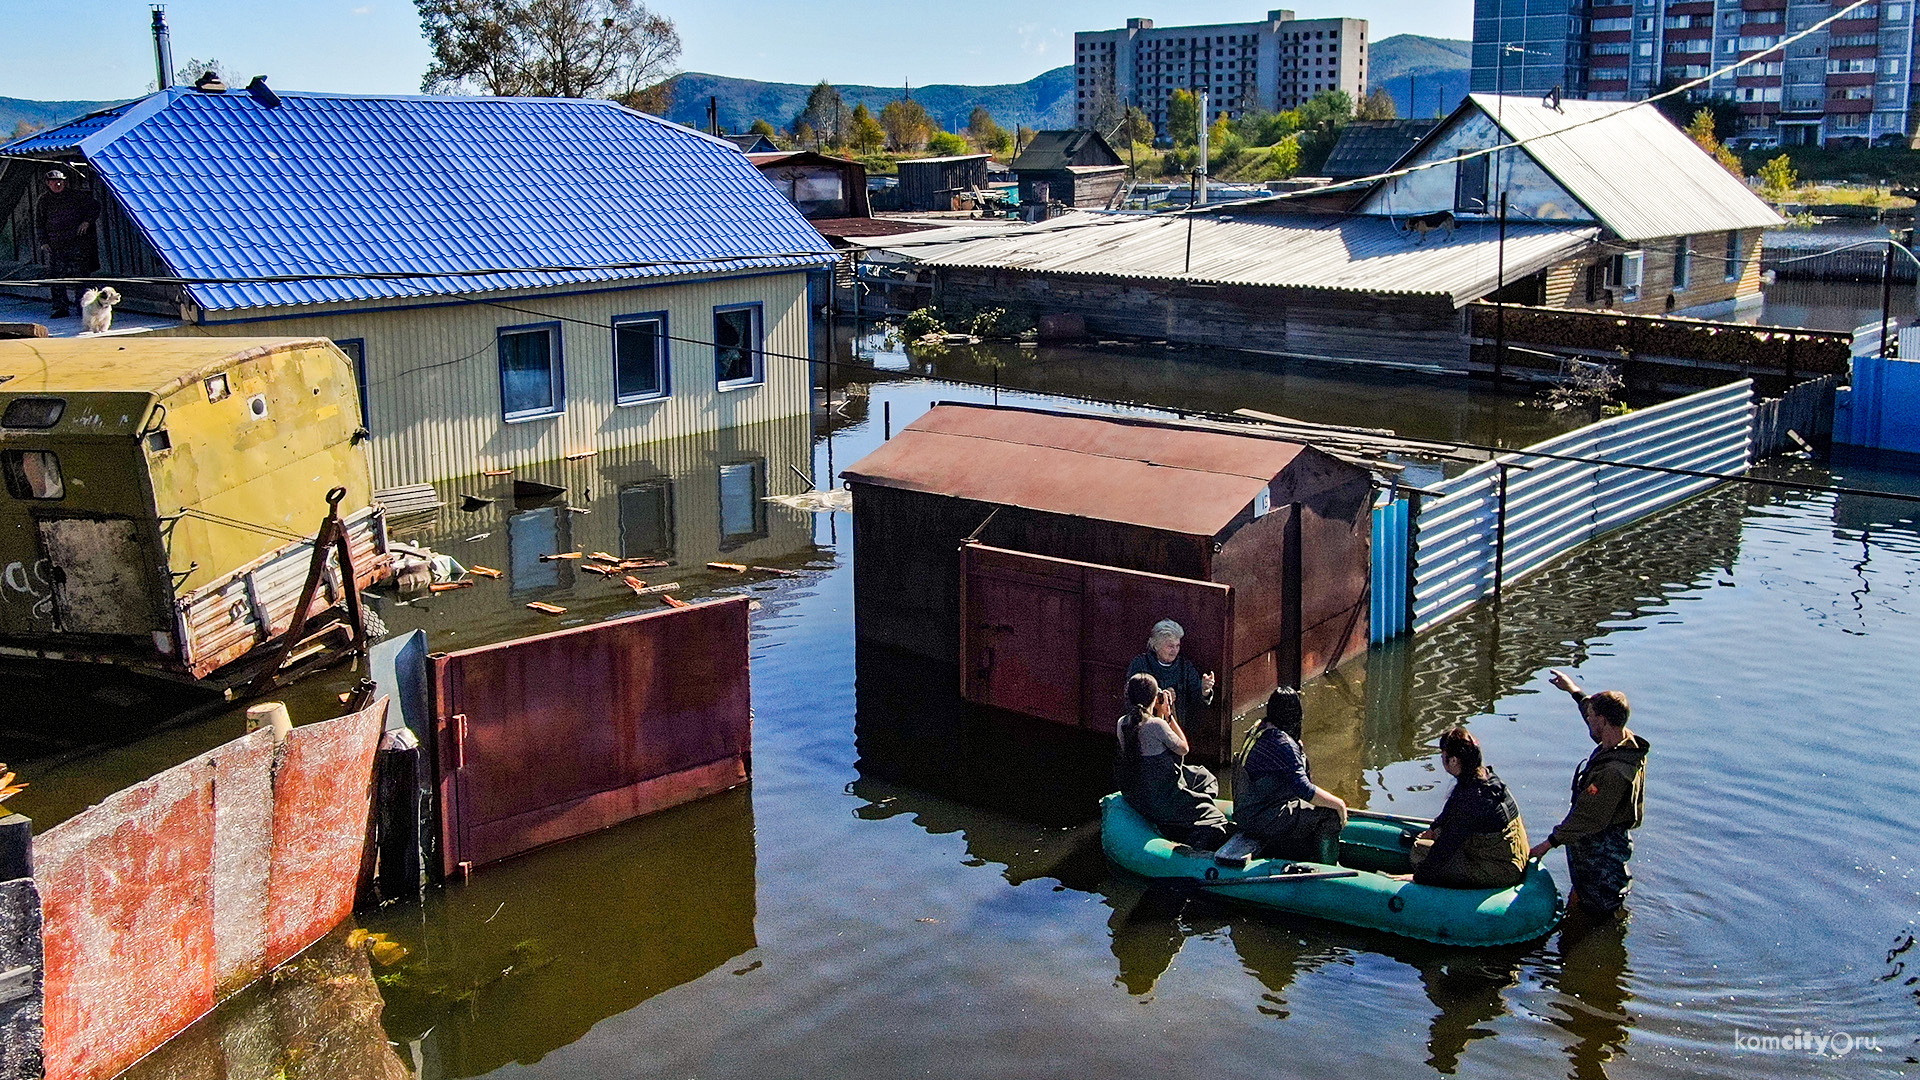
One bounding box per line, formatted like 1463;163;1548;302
2;88;837;312
3;103;134;155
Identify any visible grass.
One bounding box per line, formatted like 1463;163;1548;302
1738;146;1920;188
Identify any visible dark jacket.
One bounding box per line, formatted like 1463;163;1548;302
37;187;99;253
1126;652;1208;728
1414;769;1529;888
1549;733;1649;848
1231;723;1316;837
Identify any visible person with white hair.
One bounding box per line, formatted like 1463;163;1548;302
1125;619;1215;730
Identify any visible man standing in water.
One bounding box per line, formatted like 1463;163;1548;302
1530;670;1649;920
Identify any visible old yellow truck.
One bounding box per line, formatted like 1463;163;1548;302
0;336;389;678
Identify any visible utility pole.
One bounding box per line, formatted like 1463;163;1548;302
1197;88;1210;207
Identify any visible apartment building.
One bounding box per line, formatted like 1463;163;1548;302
1073;10;1369;136
1471;0;1918;147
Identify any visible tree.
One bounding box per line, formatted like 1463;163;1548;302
881;98;934;151
749;118;782;143
10;120;41;141
1168;89;1201;147
1117;107;1154;149
927;130;970;155
967;107;1012;156
1685;108;1744;177
1294;90;1355;173
1758;154;1799;200
796;81;846;147
417;0;681;98
175;57;235;87
848;103;886;154
794;121;817;150
1085;84;1125;135
1356;87;1398;120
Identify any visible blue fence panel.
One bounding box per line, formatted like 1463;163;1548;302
1370;496;1410;643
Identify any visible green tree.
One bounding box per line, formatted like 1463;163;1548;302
417;0;681;98
882;98;934;151
1267;133;1302;178
749;118;783;146
848;103;886;154
967;107;1012;156
794;121;817;149
1168;89;1201;147
1757;154;1799;200
1356;87;1398;120
1117;106;1154;149
1206;116;1243;166
927;130;971;155
1294;90;1355;173
1684;107;1743;176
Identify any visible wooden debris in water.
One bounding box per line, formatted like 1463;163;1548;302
567;506;591;514
661;594;691;608
750;565;801;576
708;561;749;573
565;449;598;460
483;469;513;477
526;601;567;614
429;581;474;592
620;558;669;570
633;581;680;595
622;575;647;595
765;488;851;513
580;563;617;576
590;552;620;563
467;565;503;578
540;551;583;561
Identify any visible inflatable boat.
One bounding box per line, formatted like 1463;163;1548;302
1100;793;1562;946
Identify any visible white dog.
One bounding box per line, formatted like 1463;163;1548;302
79;286;121;334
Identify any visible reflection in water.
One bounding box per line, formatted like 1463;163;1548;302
362;788;757;1080
118;925;411;1080
1421;949;1526;1073
1543;918;1634;1080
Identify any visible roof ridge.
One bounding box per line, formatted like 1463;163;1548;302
908;424;1287;484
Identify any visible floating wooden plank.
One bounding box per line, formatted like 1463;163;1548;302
634;581;681;595
526;602;567;615
622;575;648;596
590;552;620;563
540;552;583;562
429;581;474;593
483;469;513;477
708;562;749;573
564;449;599;461
467;566;503;578
620;559;669;570
661;594;691;608
581;564;617;577
750;566;801;577
567;506;591;514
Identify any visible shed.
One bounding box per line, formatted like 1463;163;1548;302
1012;130;1128;209
842;403;1373;760
0;337;389;678
897;154;992;211
747;151;871;220
1321;119;1439;182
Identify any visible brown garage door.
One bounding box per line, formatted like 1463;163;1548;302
432;597;752;875
959;543;1235;760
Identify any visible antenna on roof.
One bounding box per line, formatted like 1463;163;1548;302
151;6;174;90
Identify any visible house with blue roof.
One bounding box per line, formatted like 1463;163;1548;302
0;82;839;488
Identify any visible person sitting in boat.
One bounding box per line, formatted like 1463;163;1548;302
1231;688;1346;865
1116;672;1232;850
1403;728;1530;889
1127;620;1215;730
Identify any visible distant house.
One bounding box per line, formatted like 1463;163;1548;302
0;86;838;489
880;94;1783;366
1010;130;1128;210
747;151;871;222
1322;119;1439;183
724;132;781;154
896;155;992;212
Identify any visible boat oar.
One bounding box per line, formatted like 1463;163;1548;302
1194;868;1360;887
1346;809;1433;827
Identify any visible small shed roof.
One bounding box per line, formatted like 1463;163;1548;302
1012;130;1124;173
0;337;331;396
1322;119;1439;180
1;88;837;312
900;154;992;166
842;403;1354;537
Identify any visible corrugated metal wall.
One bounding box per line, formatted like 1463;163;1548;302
164;272;813;489
1410;380;1753;632
1369;495;1410;643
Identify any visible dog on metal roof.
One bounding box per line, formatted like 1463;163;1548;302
1404;210;1456;245
79;286;121;334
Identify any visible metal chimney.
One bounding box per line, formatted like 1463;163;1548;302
151;6;175;90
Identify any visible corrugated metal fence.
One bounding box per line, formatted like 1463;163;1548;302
1410;380;1754;632
1369;496;1410;643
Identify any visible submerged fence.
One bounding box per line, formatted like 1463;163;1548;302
1408;380;1754;632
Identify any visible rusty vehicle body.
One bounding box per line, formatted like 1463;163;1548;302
842;403;1374;761
0;337;389;678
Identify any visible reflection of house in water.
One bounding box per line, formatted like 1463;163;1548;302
366;788;758;1079
380;416;815;643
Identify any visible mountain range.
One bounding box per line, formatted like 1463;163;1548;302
0;34;1470;143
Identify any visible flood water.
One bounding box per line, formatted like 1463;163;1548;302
13;332;1920;1078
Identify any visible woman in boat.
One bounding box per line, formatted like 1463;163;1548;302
1126;620;1215;730
1116;672;1231;850
1231;688;1346;864
1406;728;1530;889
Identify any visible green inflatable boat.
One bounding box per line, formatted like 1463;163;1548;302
1100;793;1562;947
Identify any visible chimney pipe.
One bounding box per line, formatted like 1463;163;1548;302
151;6;175;90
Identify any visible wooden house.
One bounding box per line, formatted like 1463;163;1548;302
1010;130;1128;210
896;155;992;211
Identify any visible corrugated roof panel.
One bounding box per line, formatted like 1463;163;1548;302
8;89;836;311
885;212;1597;306
1468;94;1784;242
0;103;134;155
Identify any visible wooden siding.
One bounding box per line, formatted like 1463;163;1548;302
159;272;814;489
1546;228;1765;317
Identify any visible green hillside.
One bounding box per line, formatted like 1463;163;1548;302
1;96;127;141
1368;35;1471;119
663;68;1075;134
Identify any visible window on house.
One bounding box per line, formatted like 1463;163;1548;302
2;450;63;500
1725;231;1743;281
618;478;675;558
718;458;769;547
333;339;368;430
1455;152;1490;214
612;314;669;403
713;304;764;388
1674;236;1691;290
498;323;563;420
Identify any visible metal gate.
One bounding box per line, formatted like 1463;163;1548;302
959;543;1235;759
432;597;752;875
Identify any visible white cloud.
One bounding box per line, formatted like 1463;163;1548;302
352;4;373;13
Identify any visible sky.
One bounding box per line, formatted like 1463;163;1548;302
2;1;1474;102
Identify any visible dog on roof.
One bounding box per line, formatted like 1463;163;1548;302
1404;210;1456;244
79;286;120;334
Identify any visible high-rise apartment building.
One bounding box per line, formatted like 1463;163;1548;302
1074;11;1369;137
1472;0;1917;147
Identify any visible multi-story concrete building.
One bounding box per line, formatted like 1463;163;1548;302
1074;10;1369;136
1472;0;1918;147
